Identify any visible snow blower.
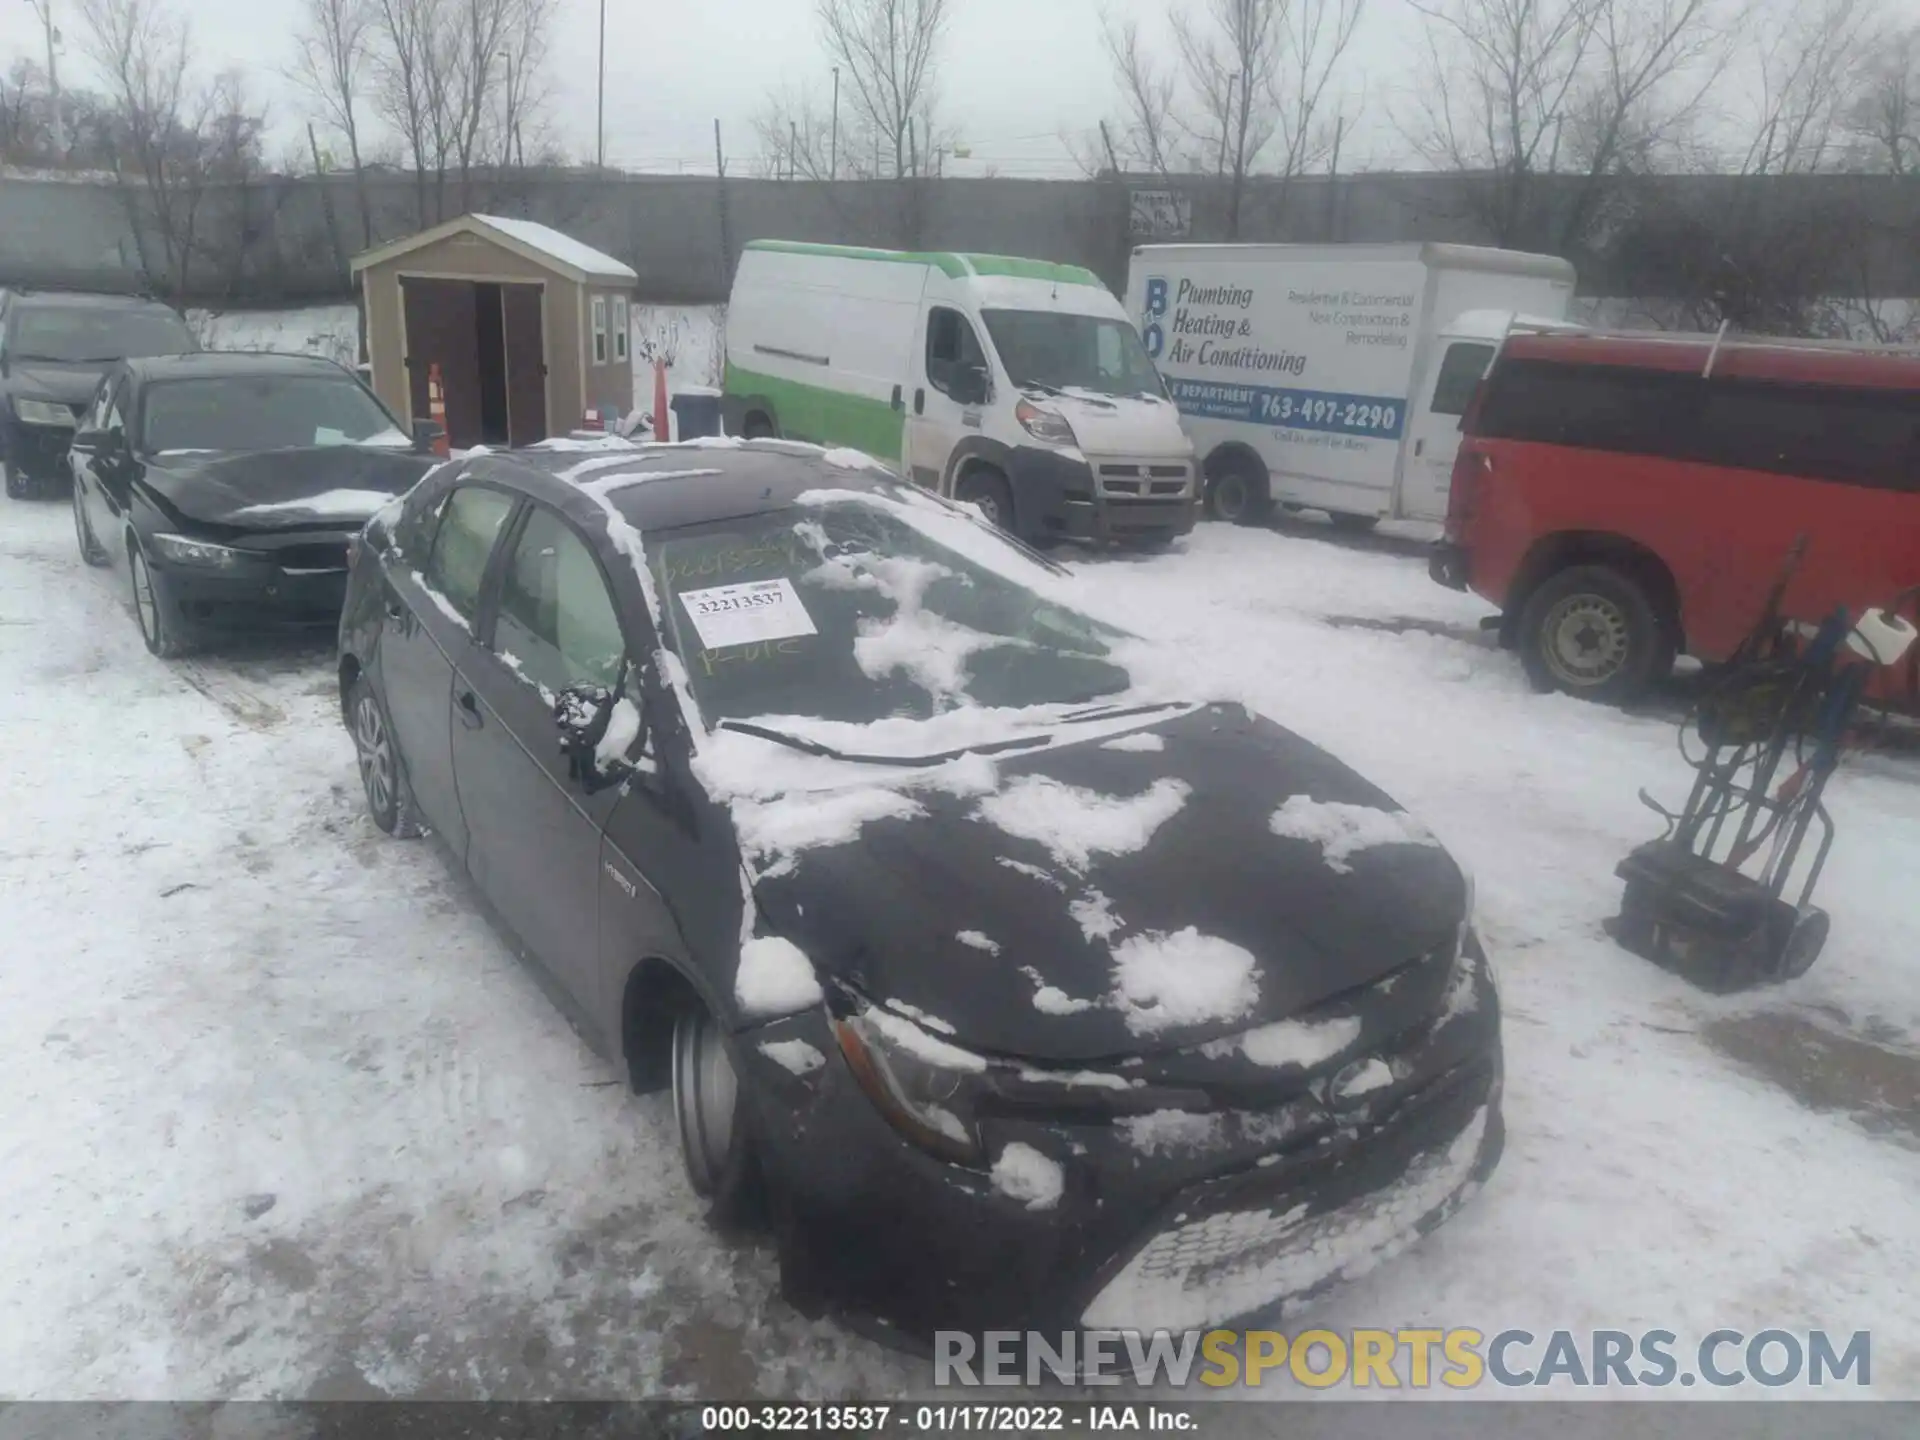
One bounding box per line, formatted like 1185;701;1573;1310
1607;540;1919;993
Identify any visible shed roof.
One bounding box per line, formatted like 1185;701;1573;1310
350;213;637;284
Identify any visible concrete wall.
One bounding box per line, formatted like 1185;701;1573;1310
6;169;1919;308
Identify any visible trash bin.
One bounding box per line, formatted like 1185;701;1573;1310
671;388;723;440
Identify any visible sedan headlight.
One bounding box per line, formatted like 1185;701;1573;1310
831;1006;991;1165
14;397;75;427
151;533;249;569
1015;399;1078;449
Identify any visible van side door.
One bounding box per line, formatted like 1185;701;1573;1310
1401;340;1496;522
907;305;992;493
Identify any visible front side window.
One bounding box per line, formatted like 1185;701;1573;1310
926;307;987;398
1428;342;1497;417
424;485;517;623
591;296;609;365
140;375;407;454
493;505;628;696
9;304;197;364
981;309;1165;400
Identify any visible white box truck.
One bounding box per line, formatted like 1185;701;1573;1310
1126;242;1577;529
724;240;1197;545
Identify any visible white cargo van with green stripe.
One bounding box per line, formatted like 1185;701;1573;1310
723;240;1197;546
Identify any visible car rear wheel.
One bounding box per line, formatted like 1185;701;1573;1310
129;542;196;659
954;468;1015;533
1519;564;1672;704
1205;454;1271;526
671;1000;762;1225
349;674;425;838
73;484;107;566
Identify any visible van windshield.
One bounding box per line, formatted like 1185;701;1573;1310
982;310;1166;401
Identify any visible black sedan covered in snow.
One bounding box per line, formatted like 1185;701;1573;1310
70;352;441;657
338;438;1504;1341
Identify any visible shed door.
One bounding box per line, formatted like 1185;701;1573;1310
402;277;483;449
502;284;549;445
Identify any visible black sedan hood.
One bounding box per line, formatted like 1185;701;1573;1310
8;361;104;410
749;703;1467;1063
147;447;435;530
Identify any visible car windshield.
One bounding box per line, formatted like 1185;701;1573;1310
981;309;1166;400
10;305;197;363
141;375;408;454
645;495;1133;728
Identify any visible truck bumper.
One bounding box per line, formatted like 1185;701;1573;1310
1430;540;1470;591
1007;445;1196;545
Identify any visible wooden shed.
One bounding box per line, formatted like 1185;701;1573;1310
351;214;638;449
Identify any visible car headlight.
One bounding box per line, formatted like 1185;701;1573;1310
151;532;248;568
1015;399;1078;449
14;397;75;427
831;1005;991;1166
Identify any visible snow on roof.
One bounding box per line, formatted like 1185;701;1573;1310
471;214;637;282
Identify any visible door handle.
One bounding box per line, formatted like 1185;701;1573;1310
1414;439;1425;457
914;388;926;416
457;689;483;729
384;598;404;621
890;385;903;411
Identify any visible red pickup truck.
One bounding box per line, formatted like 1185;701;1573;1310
1431;329;1920;709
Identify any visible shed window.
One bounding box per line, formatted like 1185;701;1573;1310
612;296;630;362
591;296;608;365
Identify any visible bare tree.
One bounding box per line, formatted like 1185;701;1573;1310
817;0;950;178
1845;25;1918;173
1731;0;1875;177
1098;14;1180;175
293;0;376;246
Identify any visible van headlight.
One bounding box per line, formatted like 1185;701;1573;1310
1015;399;1078;449
831;1006;990;1165
14;397;74;427
152;533;248;568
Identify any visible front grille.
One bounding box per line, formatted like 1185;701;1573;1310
1080;1092;1491;1331
1096;460;1191;499
251;541;350;572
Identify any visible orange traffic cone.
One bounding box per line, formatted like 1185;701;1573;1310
426;363;450;457
653;359;671;442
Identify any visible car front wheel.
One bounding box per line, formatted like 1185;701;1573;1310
671;1000;761;1225
954;468;1015;533
129;541;196;658
349;674;423;838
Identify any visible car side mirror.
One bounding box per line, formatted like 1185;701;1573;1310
72;428;119;458
953;363;991;407
411;418;445;454
554;680;642;792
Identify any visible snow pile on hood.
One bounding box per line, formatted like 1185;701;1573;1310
991;1143;1064;1211
1101;731;1165;753
821;447;891;473
1119;1110;1225;1156
1068;889;1121;941
1109;928;1259;1035
1268;795;1441;874
1021;965;1098;1016
735;937;824;1019
956;930;1001;954
977;776;1190;872
228;488;400;522
730;787;925;880
1203;1014;1362;1070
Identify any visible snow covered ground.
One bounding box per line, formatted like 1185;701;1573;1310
2;494;1916;1405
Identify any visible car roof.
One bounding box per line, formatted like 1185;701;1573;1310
1501;331;1920;391
124;351;351;382
459;440;899;534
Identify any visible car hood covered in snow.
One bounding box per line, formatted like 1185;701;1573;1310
144;447;436;530
744;702;1468;1063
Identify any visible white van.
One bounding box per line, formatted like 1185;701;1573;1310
724;241;1197;545
1126;242;1578;528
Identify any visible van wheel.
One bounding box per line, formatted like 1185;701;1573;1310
671;999;763;1226
954;469;1016;533
1205;456;1270;525
1519;564;1672;704
742;413;775;440
1328;512;1380;533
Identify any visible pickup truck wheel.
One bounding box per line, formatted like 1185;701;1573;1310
671;999;763;1226
1519;564;1672;704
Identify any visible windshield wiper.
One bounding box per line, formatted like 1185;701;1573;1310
11;352;72;364
717;718;1049;767
1054;700;1187;723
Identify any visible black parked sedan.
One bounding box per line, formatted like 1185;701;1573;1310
71;352;441;657
339;439;1504;1342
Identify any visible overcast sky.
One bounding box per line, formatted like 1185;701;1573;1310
0;0;1422;177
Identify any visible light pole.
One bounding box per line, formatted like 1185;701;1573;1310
595;0;606;169
27;0;64;158
830;66;840;180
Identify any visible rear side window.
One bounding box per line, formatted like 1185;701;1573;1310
1477;358;1920;492
1428;342;1497;417
424;485;516;622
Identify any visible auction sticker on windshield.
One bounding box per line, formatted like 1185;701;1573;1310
678;578;820;650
